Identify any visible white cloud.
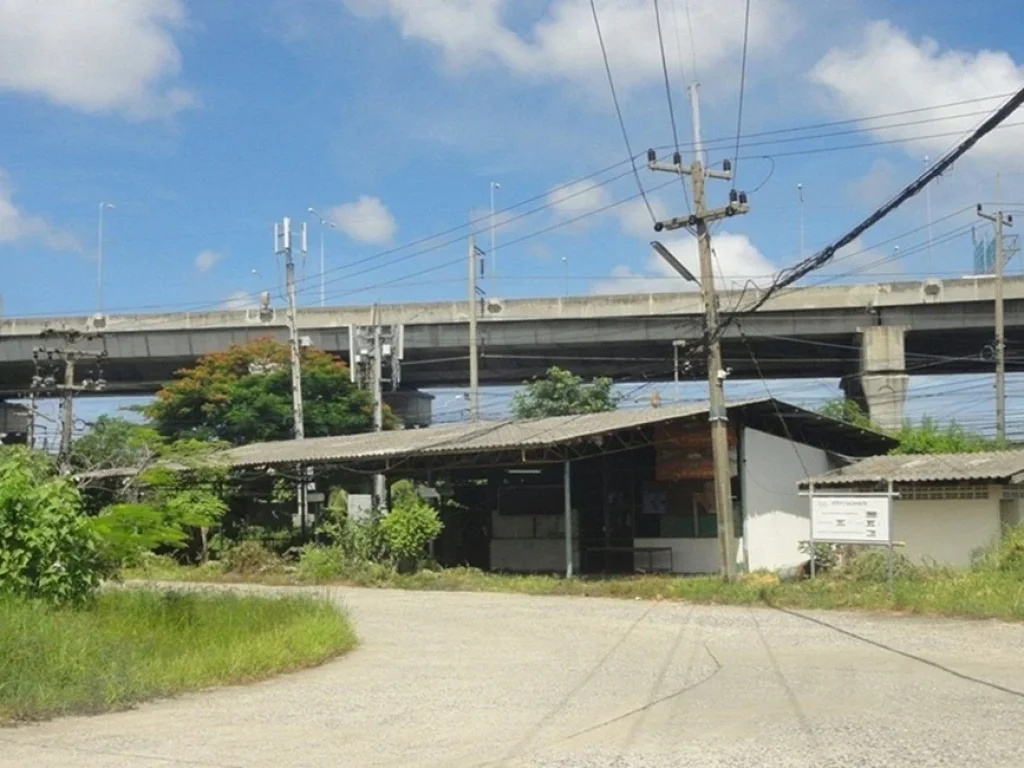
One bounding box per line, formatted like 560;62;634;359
546;180;611;217
222;291;255;310
327;195;397;244
345;0;796;92
0;0;196;119
810;21;1024;163
0;169;78;251
194;249;223;273
592;232;776;294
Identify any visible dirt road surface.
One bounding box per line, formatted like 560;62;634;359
4;586;1024;767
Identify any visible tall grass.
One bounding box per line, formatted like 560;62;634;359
0;589;356;723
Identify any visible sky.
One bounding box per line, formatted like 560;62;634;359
4;0;1024;435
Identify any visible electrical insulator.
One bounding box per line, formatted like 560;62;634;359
647;148;656;163
723;159;732;173
673;151;682;165
729;189;738;203
739;191;749;205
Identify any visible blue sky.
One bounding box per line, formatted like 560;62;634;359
4;1;1024;434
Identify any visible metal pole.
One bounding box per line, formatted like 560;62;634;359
995;210;1006;443
886;479;895;597
371;306;387;511
97;203;113;315
809;481;816;579
319;224;326;308
468;234;480;421
674;342;680;402
59;353;75;472
564;459;573;579
924;155;934;274
490;182;499;279
797;183;805;259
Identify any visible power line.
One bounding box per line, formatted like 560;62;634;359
731;0;752;183
737;86;1024;319
589;0;656;222
653;0;691;211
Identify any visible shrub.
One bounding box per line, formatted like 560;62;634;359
798;541;840;572
0;448;102;605
297;545;346;583
840;549;921;582
380;481;443;569
973;526;1024;575
219;540;283;575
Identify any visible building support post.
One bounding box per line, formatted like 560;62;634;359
564;459;573;579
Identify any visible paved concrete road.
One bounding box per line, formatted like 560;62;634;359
4;587;1024;767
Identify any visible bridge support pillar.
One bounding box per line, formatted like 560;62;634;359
842;326;909;432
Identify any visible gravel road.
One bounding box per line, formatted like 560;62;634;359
3;585;1024;767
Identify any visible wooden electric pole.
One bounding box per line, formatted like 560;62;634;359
977;203;1014;443
647;83;750;582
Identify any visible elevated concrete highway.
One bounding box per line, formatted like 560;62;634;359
2;276;1023;428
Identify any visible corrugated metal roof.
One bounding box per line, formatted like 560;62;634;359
804;450;1024;486
225;400;754;467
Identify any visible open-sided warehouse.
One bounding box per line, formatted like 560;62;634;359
223;398;893;575
803;451;1024;567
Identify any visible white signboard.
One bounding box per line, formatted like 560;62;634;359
811;495;891;544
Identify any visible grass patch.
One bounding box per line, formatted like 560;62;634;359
0;588;356;723
128;560;1024;622
125;543;1024;623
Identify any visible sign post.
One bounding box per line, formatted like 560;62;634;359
809;488;897;593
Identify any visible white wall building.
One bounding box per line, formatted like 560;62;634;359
803;452;1024;567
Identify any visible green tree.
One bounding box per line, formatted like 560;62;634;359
71;415;163;471
890;417;1001;455
511;366;619;419
0;448;101;605
90;439;230;567
145;338;383;445
818;398;1001;454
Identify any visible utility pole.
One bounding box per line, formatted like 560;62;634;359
369;305;389;512
32;329;107;471
468;234;481;421
978;203;1014;442
60;352;76;470
275;217;309;528
647;84;750;582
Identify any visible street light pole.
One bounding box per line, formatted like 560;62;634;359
97;202;114;315
308;208;335;308
490;181;500;279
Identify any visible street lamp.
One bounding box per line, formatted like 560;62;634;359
308;208;335;308
490;181;500;279
651;241;699;285
97;202;115;316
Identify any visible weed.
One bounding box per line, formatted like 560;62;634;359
0;589;356;723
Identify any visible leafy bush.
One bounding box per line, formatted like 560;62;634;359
0;448;102;605
839;549;921;583
973;526;1024;576
219;540;284;575
798;541;840;571
297;545;346;583
380;481;443;569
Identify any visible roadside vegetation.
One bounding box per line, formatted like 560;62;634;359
0;589;354;723
0;444;356;724
130;516;1024;623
